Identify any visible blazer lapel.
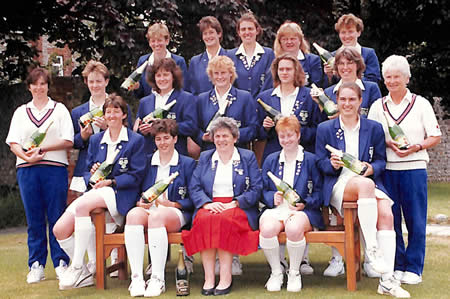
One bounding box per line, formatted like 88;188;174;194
333;118;345;151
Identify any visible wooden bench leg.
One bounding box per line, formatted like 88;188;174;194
93;210;107;289
344;208;357;291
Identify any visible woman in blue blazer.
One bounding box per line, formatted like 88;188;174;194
196;55;258;151
132;23;188;99
315;82;410;297
323;47;381;118
54;94;147;290
259;116;323;292
257;54;322;161
134;58;197;158
182;117;262;296
124;119;196;297
227;12;275;98
187;16;229;96
273;21;324;88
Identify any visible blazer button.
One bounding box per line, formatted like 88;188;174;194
248;77;251;80
233;184;236;188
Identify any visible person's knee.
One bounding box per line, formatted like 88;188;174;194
357;177;375;192
285;217;307;240
148;211;165;228
259;219;281;238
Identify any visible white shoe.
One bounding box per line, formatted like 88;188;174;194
231;255;243;275
286;270;302;292
86;260;96;275
363;262;381;278
378;277;411;298
365;246;389;274
323;256;345;277
55;260;68;280
401;271;422;285
27;261;45;284
59;264;94;290
144;275;166;297
393;270;405;281
128;275;146;297
300;259;314;275
265;272;283;292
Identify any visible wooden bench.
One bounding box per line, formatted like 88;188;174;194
91;202;361;291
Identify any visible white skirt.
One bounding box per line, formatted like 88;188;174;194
69;176;87;193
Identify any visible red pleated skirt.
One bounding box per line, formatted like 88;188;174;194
182;197;259;256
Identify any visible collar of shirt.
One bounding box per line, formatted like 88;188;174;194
236;42;265;57
27;97;55;111
384;89;413;105
149;50;172;65
339;115;361;133
279;145;304;163
212;147;240;164
88;94;107;111
271;86;300;99
297;50;305;61
101;126;128;145
154;89;174;108
207;47;222;60
333;79;365;94
214;85;232;108
151;149;179;166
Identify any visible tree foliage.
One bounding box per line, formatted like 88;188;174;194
1;0;448;113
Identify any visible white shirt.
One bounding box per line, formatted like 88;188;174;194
297;50;306;61
151;149;179;199
212;148;240;197
101;126;128;162
148;50;172;65
339;115;361;178
272;86;299;116
207;47;222;60
154;89;174;109
214;86;232;111
236;42;265;66
6;97;74;167
279;145;304;187
368;89;441;170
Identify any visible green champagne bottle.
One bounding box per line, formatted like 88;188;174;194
257;98;283;123
311;83;339;117
383;111;410;150
22;120;54;152
175;249;190;296
325;144;368;176
78;106;103;128
312;42;335;69
120;60;149;91
205;101;228;132
89;148;121;186
141;171;180;204
142;100;177;124
267;171;306;206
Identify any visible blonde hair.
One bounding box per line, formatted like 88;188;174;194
274;21;310;57
335;13;364;33
82;60;110;81
206;56;237;84
146;23;170;41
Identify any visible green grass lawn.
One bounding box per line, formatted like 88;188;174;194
428;182;450;222
0;231;449;299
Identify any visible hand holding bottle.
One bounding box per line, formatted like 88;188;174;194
288;202;305;211
263;116;275;131
138;121;153;136
361;162;374;177
92;116;107;130
90;162;101;174
202;131;213;143
387;141;419;158
93;178;113;189
330;152;344;170
137;197;153;210
273;191;284;206
80;123;94;141
24;147;45;163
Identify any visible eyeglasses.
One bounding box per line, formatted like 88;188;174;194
337;60;355;67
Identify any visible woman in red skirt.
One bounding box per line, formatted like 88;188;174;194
182;116;262;296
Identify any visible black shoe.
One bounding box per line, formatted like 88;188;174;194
201;287;215;296
214;282;232;296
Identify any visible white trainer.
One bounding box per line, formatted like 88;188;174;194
86;260;96;275
286;270;302;292
27;261;45;284
128;275;146;297
323;256;345;277
365;246;389;274
300;259;314;275
401;271;422;285
144;275;166;297
231;255;243;275
377;277;411;298
363;261;381;278
55;260;68;280
393;270;405;281
265;272;283;292
59;264;93;290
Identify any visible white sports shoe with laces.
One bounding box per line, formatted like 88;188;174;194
265;272;283;292
286;270;302;292
377;276;411;298
55;260;68;280
27;261;45;284
128;275;146;297
323;256;345;277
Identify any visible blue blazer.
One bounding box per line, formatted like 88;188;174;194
261;150;325;229
136;89;198;156
134;53;188;99
361;47;381;84
196;87;258;150
324;80;381;118
256;86;322;158
315;117;387;207
141;153;196;228
186;48;229;95
71;102;133;177
189;148;262;230
84;128;147;216
228;46;275;98
300;53;324;88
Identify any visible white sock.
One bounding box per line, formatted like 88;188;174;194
357;198;378;249
72;216;94;268
86;226;96;264
58;235;75;261
302;244;310;261
287;238;306;273
124;225;145;280
148;227;168;281
377;230;396;280
331;246;342;261
259;235;282;274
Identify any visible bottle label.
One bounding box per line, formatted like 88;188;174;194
176;279;189;296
